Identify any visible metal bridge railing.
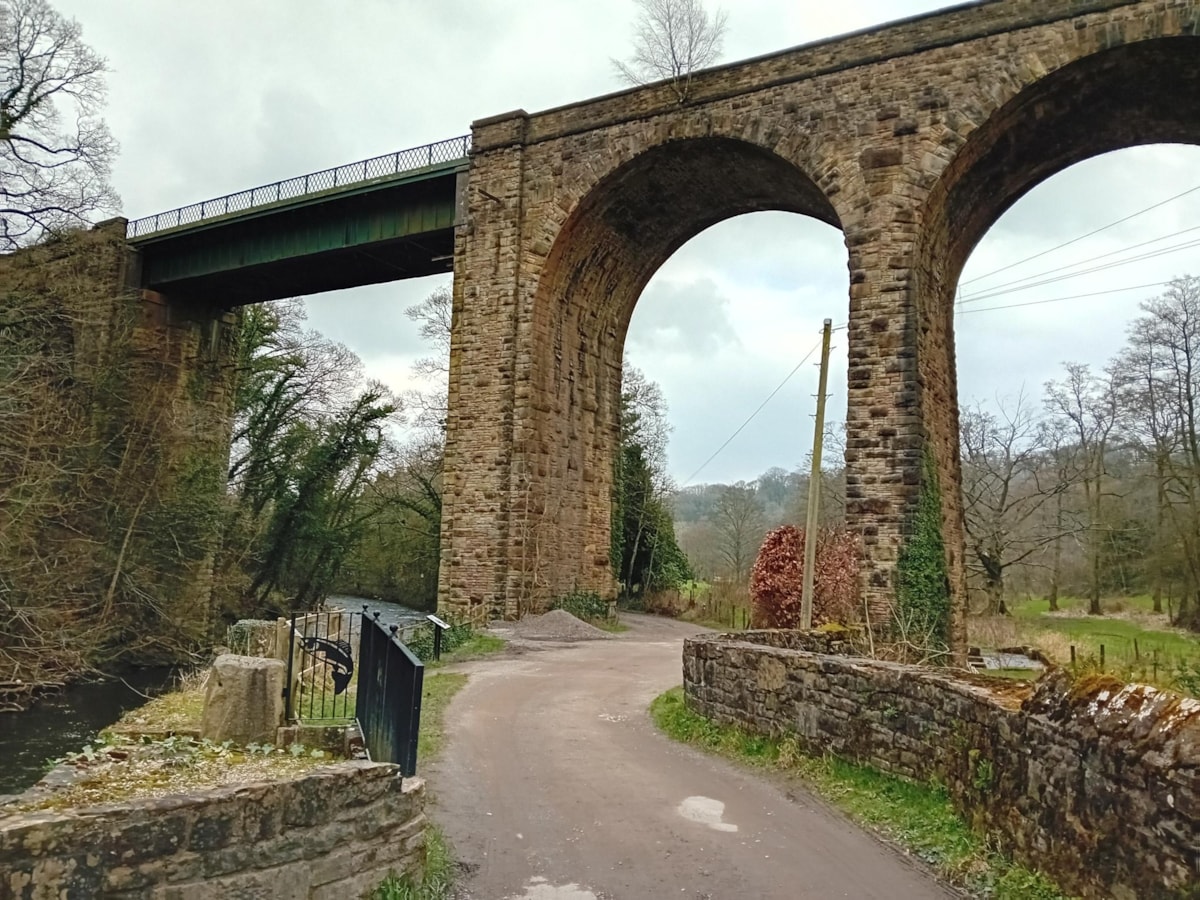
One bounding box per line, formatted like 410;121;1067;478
126;134;471;240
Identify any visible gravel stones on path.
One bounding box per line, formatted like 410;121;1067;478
506;609;611;642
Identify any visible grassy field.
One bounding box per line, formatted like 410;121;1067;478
650;688;1067;900
969;595;1200;695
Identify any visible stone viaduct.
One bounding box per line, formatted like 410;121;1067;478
439;0;1200;648
3;0;1198;652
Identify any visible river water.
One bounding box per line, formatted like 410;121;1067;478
0;596;426;797
326;595;429;631
0;668;176;796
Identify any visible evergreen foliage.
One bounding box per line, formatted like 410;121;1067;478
214;302;398;619
895;453;952;652
612;364;691;598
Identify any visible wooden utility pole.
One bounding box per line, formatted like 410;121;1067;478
801;319;833;630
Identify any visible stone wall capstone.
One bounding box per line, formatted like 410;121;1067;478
0;762;425;899
683;632;1200;899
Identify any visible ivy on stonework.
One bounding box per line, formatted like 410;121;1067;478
895;451;952;654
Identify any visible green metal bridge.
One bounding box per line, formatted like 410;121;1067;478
128;135;470;304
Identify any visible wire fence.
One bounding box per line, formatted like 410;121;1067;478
126;134;471;239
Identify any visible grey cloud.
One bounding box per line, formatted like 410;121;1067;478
301;276;450;363
628;277;741;356
51;0;1200;485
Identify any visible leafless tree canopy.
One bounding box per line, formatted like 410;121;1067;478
0;0;118;250
613;0;729;102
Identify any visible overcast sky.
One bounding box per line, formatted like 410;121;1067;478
59;0;1200;486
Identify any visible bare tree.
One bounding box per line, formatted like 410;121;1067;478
405;284;452;380
0;0;119;250
403;284;453;434
959;392;1071;615
711;481;763;584
1040;418;1084;612
1045;363;1123;615
613;0;728;103
1118;276;1200;626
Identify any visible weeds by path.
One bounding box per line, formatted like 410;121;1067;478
417;673;468;762
650;687;1070;900
371;825;454;900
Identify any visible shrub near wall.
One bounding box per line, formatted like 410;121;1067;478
684;633;1200;900
0;762;425;899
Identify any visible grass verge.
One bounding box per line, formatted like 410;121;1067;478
369;672;471;898
650;688;1069;900
417;673;468;762
424;633;506;669
588;617;630;633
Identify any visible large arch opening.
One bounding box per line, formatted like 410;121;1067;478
514;137;846;609
623;211;850;598
916;35;1200;649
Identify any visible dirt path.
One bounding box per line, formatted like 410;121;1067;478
428;613;956;900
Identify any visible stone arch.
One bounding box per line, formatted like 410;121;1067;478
913;31;1200;647
508;136;846;611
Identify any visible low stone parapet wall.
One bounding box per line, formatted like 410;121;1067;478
684;632;1200;899
0;761;424;899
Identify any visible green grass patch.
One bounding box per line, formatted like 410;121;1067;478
294;686;357;724
650;688;1068;900
973;598;1200;696
417;673;468;763
425;633;506;669
589;617;630;633
370;824;454;899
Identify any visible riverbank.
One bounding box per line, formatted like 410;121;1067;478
0;667;176;796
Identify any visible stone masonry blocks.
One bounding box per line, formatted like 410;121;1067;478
440;0;1200;633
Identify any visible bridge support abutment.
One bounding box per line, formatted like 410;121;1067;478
438;0;1199;654
0;220;238;659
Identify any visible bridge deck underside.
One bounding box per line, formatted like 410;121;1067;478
135;172;458;305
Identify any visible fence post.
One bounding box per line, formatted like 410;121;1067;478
427;614;450;661
284;612;296;721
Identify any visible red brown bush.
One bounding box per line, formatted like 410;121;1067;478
750;525;861;629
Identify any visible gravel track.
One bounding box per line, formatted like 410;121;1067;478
428;613;955;900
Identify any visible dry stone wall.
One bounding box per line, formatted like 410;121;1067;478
0;763;425;899
684;632;1200;899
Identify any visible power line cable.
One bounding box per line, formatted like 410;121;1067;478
958;238;1200;305
679;221;1197;485
683;334;825;486
958;281;1174;315
958;225;1200;303
959;182;1200;287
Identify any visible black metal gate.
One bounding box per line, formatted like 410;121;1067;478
356;613;424;776
285;608;425;776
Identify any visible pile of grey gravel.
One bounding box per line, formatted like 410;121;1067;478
508;609;612;642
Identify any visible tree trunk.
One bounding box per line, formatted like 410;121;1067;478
982;555;1005;616
1087;473;1103;616
1153;452;1166;614
1048;490;1063;612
